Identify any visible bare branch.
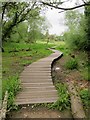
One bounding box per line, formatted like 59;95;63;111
58;10;65;13
82;0;87;4
2;2;8;20
41;1;90;11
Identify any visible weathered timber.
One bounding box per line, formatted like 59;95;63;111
0;91;8;120
66;80;86;119
15;49;63;105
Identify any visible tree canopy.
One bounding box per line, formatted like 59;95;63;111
1;1;50;43
2;2;37;41
1;0;90;51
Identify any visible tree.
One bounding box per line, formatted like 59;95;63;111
2;2;37;42
64;10;88;51
2;0;89;43
10;22;28;43
84;1;90;50
41;0;90;12
1;2;50;44
27;13;49;43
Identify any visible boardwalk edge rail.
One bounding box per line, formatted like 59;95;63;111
0;91;8;120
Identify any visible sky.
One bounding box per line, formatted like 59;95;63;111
44;0;84;35
45;8;67;35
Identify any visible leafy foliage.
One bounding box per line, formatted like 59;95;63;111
2;75;20;109
65;58;78;70
80;89;90;109
85;2;90;50
47;83;70;111
64;10;88;51
2;2;50;43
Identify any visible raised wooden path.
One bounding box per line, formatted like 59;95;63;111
15;49;63;105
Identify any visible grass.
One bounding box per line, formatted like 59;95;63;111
57;44;88;81
2;41;55;109
55;43;89;111
74;51;88;81
65;58;78;70
56;42;70;55
48;83;70;111
3;75;20;109
2;42;53;79
80;88;90;110
2;40;89;111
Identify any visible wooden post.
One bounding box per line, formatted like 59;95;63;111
0;91;8;120
66;81;86;119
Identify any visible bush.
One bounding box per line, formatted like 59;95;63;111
2;75;20;109
80;89;90;109
65;58;78;70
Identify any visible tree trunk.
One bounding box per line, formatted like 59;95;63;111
2;47;4;52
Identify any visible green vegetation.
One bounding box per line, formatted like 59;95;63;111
56;42;70;55
45;83;70;111
51;83;70;111
64;10;88;51
2;75;20;109
1;1;90;113
2;42;54;109
80;88;90;110
65;58;78;70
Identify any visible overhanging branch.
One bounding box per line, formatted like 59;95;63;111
41;1;90;11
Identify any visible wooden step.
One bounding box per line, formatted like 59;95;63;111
15;97;58;105
15;50;63;105
21;83;53;87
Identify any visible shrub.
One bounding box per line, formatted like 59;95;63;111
65;58;78;70
2;75;20;109
80;89;90;109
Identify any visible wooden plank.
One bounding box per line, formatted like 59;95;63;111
16;95;58;100
20;76;51;79
19;88;56;93
21;83;53;87
20;72;51;76
15;50;63;105
22;71;51;73
24;68;51;71
15;97;58;105
16;90;57;95
20;86;55;90
0;91;8;120
22;79;52;84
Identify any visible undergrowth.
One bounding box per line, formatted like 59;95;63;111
2;75;20;109
80;88;90;110
38;83;71;111
48;83;70;111
65;58;78;70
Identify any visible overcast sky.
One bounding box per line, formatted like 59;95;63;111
44;0;84;35
45;8;67;35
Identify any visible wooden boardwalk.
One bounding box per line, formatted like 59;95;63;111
15;49;63;105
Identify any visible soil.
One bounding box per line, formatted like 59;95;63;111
52;56;88;90
7;105;72;119
6;54;89;119
52;55;89;118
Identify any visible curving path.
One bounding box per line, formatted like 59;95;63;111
15;49;63;105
